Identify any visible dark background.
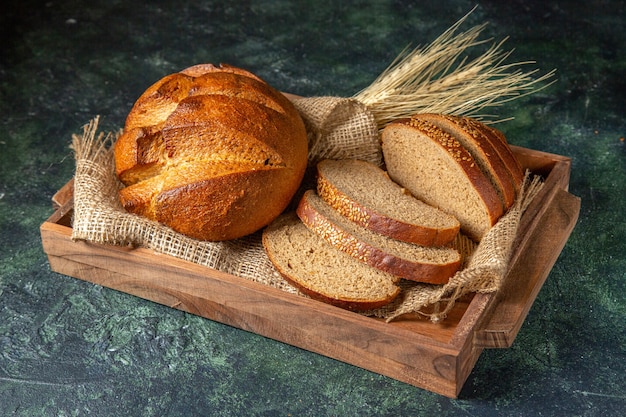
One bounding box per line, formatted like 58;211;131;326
1;1;625;415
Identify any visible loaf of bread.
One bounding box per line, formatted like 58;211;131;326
316;159;460;246
382;115;521;241
297;190;461;284
114;63;308;241
262;212;401;311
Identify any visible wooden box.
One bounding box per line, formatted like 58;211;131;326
40;145;580;398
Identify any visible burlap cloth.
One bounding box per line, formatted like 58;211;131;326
70;97;542;322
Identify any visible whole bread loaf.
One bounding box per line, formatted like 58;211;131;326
382;116;507;241
114;63;308;241
316;159;460;246
262;212;401;311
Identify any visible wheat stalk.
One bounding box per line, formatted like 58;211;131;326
353;11;556;129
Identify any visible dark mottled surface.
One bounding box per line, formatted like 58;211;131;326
1;0;625;415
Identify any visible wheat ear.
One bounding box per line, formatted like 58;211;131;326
353;11;556;129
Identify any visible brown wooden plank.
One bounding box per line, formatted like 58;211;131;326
51;177;74;209
474;188;580;348
41;220;465;397
510;145;572;184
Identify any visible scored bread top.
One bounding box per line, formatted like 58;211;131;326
113;63;308;241
262;212;401;311
297;190;461;284
382;117;504;241
116;66;302;185
316;159;460;246
414;113;517;210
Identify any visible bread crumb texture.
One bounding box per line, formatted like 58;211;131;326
316;159;460;246
382;114;514;241
262;213;400;311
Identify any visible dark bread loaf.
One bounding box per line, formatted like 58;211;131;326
114;63;308;241
316;159;460;246
297;190;461;284
382;116;505;241
262;212;401;311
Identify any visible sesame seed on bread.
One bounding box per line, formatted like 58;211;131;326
470;120;525;191
297;190;461;284
382;116;504;241
413;113;517;209
316;159;460;246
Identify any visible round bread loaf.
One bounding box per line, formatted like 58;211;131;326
114;63;308;241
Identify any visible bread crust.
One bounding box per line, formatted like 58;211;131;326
262;213;401;311
297;190;461;284
114;64;308;241
471;121;525;191
414;113;517;210
316;159;460;246
382;117;504;241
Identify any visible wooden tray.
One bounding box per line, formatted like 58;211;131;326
40;145;580;398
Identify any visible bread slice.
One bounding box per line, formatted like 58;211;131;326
381;117;503;241
297;190;461;284
414;113;517;210
315;159;460;246
262;212;401;311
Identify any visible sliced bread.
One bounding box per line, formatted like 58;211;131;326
381;116;504;241
316;159;460;246
262;212;401;311
414;113;517;210
297;190;461;284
